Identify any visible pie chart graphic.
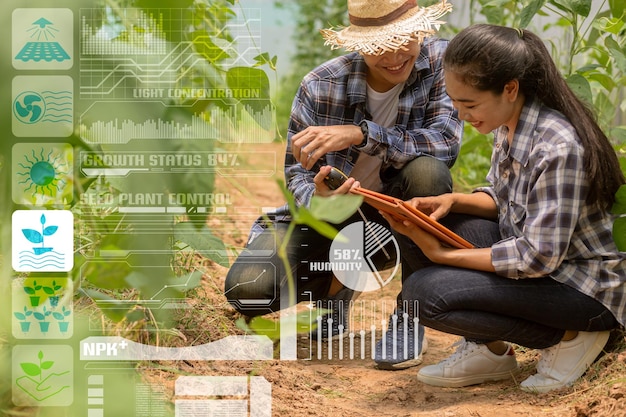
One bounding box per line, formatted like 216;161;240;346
329;221;400;292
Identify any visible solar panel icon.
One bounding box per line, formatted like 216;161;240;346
12;8;73;70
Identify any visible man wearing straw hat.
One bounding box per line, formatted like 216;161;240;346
225;0;461;370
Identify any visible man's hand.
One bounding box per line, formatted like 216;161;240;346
313;165;360;197
292;125;363;170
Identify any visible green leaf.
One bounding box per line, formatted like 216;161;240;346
277;179;299;222
81;288;132;323
193;30;230;63
566;74;593;105
570;0;591;16
174;222;229;267
244;316;281;341
609;0;625;18
613;217;626;251
552;0;591;16
610;127;626;143
83;260;132;290
125;309;147;323
40;361;54;370
43;226;58;236
297;208;341;241
519;0;547;28
20;363;41;377
225;67;272;129
593;17;625;35
22;229;43;244
309;194;362;223
238;309;328;341
605;36;626;74
611;185;626;215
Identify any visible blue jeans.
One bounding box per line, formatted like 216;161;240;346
399;214;619;348
225;156;452;317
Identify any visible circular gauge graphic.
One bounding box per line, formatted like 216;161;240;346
13;91;46;124
328;221;400;292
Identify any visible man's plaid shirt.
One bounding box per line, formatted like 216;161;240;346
285;37;462;208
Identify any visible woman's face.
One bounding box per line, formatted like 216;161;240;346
444;71;520;135
363;41;421;92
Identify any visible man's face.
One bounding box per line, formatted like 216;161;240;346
362;41;421;92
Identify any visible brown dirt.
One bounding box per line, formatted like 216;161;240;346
144;141;626;417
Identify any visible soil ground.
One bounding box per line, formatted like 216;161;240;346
146;141;626;417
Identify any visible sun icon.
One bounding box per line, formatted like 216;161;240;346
13;144;73;204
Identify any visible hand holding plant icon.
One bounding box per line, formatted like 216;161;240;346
15;350;70;402
21;213;57;255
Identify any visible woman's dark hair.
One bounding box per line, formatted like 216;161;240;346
444;24;624;210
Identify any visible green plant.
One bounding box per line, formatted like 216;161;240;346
52;307;71;333
42;280;63;307
20;351;54;384
70;0;278;337
33;306;52;333
14;307;33;332
237;181;362;341
23;280;43;307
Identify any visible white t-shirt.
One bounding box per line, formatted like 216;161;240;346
349;83;403;191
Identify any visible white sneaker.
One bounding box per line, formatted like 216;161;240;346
417;339;518;387
520;331;610;393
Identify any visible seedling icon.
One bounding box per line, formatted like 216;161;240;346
22;213;57;255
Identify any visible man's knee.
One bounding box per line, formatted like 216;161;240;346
394;156;452;198
224;262;277;317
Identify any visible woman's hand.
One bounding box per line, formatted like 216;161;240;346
380;211;450;263
404;193;455;221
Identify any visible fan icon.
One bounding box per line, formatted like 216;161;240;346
14;92;45;124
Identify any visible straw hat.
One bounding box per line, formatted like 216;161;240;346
320;0;453;55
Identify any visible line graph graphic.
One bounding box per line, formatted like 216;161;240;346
78;8;263;100
78;8;274;143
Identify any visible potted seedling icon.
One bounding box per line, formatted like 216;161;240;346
23;280;43;306
33;306;52;333
42;280;63;307
14;306;33;332
52;306;71;333
22;213;57;255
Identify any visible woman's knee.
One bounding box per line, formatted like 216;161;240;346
401;269;442;319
